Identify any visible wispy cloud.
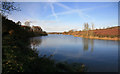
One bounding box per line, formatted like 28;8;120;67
48;2;91;21
48;3;111;22
50;3;58;20
55;2;71;10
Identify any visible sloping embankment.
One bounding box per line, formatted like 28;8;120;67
63;26;120;41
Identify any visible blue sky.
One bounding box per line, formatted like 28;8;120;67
8;2;118;32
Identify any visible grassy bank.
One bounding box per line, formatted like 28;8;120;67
2;16;86;73
63;26;120;41
73;35;120;41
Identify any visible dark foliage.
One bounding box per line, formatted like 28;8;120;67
1;2;21;15
2;16;86;73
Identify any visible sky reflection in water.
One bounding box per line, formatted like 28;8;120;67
30;34;118;72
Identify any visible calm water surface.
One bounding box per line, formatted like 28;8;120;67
30;34;118;72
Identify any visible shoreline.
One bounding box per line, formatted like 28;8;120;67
61;34;120;41
73;35;120;41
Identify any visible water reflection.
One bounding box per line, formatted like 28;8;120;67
90;39;94;52
30;37;42;49
30;34;118;72
82;38;89;51
82;38;94;52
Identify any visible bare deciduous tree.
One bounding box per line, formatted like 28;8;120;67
84;23;89;36
24;21;30;27
1;1;20;16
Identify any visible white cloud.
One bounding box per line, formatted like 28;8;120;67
50;3;58;20
48;3;112;22
54;2;71;10
48;3;91;21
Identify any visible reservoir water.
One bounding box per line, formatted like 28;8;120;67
30;34;118;72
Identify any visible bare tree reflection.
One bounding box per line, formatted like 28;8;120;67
82;38;94;52
90;39;94;52
82;38;89;51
